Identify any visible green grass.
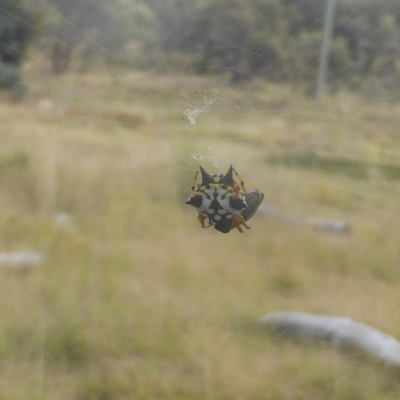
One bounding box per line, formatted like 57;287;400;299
0;66;400;399
266;151;400;180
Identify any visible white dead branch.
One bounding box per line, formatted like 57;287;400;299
0;251;44;269
258;204;350;234
54;212;73;227
260;311;400;367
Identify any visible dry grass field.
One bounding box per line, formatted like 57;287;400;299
1;65;400;399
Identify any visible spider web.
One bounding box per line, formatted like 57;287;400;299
1;0;400;399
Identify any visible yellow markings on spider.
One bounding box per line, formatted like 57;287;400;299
185;165;264;234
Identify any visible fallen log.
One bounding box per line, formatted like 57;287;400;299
258;205;351;234
260;311;400;367
0;251;44;269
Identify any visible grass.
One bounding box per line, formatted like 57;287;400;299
266;151;400;180
0;64;400;399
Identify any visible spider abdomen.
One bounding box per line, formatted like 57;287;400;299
195;186;247;226
186;165;262;233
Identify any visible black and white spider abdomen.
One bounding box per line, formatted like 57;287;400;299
185;165;261;233
191;185;248;226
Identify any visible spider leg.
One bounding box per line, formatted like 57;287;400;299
197;213;207;228
191;171;199;192
231;214;251;233
232;167;246;195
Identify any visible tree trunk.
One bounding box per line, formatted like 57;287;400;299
51;40;73;74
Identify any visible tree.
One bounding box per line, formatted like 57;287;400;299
184;0;286;83
185;0;400;85
42;0;157;73
44;0;111;73
0;0;36;99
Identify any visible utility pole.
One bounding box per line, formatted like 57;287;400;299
315;0;337;102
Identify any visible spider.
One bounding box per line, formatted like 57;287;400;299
185;165;264;233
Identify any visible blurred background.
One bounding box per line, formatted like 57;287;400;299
1;0;400;399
